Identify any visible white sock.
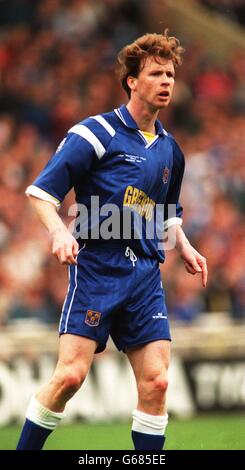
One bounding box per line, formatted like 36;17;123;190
132;409;168;435
26;396;66;430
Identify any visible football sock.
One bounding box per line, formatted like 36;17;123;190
131;409;168;450
16;396;65;450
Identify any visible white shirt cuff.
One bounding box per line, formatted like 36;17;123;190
164;217;183;231
25;185;61;209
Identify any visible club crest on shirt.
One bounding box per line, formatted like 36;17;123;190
85;310;101;327
162;167;170;184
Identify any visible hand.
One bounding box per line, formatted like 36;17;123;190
51;228;79;265
179;241;208;287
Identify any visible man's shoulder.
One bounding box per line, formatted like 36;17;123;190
166;132;184;160
67;110;122;152
165;131;177;146
76;110;121;135
155;120;180;151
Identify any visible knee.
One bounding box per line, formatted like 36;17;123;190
62;371;83;395
52;366;86;397
152;376;168;394
138;374;168;400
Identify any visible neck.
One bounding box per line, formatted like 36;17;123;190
126;100;159;134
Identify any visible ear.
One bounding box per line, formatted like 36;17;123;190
127;76;137;92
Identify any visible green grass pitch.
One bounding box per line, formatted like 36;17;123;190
1;414;244;450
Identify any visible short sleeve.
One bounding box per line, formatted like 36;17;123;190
27;132;95;203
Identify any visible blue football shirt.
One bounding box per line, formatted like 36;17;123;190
26;104;185;262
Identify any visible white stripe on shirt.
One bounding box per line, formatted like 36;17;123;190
92;115;115;136
114;108;127;126
68;124;106;159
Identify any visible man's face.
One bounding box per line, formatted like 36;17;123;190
130;56;175;110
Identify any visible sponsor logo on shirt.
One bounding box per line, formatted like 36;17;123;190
123;185;156;221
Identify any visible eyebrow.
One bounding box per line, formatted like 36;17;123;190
150;68;175;74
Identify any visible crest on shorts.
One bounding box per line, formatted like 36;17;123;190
162;167;170;184
85;310;101;327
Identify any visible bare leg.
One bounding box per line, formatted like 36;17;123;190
36;334;98;411
16;334;98;450
126;340;170;450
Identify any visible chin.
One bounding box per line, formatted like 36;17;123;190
149;100;169;112
156;98;170;107
158;101;170;109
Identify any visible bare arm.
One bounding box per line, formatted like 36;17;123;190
28;196;79;265
168;224;208;287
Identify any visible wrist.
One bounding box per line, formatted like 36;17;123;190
49;226;68;237
175;226;191;253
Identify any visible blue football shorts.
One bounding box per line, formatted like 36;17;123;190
59;242;171;353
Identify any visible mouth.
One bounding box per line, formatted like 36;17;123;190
158;91;170;98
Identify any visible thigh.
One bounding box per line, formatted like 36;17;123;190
126;339;171;382
56;334;97;374
36;334;97;409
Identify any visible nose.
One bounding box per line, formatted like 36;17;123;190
162;73;171;84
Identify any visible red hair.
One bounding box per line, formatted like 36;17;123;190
117;30;185;97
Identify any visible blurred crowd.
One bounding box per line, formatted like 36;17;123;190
199;0;245;28
0;0;244;326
